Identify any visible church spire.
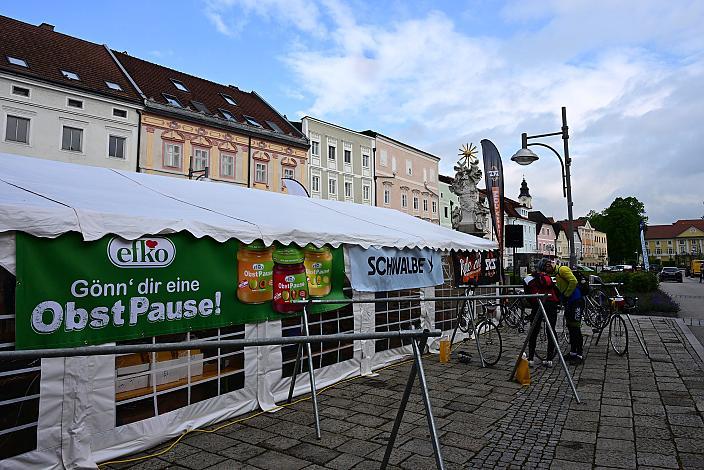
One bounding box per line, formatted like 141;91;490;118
518;177;532;209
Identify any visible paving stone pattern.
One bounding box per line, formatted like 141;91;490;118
112;317;704;469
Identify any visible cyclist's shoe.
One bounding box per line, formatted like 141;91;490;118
528;360;535;367
543;360;553;368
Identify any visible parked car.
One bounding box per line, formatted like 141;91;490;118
659;267;683;283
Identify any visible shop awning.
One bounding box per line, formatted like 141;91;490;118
0;153;497;252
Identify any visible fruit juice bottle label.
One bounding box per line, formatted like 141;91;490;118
305;260;331;295
273;270;308;309
238;261;274;293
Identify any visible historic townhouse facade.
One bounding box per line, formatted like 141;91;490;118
438;175;460;229
0;17;142;170
363;131;440;224
113;52;308;191
645;219;704;262
529;211;558;258
298;117;373;204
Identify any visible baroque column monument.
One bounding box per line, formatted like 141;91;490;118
450;143;489;237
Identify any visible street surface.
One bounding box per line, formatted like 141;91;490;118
659;276;704;320
659;276;704;348
112;318;704;470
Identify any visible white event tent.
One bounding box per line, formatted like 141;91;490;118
0;153;496;468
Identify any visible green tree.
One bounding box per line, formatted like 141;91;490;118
588;197;647;264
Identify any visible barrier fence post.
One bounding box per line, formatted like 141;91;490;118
381;333;445;470
302;305;322;439
287;344;303;404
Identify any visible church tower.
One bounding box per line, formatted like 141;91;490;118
518;177;532;209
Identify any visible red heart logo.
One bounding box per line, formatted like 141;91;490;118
145;240;158;249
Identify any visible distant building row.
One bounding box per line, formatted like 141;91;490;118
644;219;704;261
0;16;440;224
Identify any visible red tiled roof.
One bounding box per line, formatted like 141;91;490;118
0;16;141;103
114;52;305;143
645;219;704;239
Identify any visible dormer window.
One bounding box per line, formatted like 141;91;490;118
163;94;182;107
221;94;237;105
171;79;189;92
7;56;28;67
266;120;283;133
244;116;262;127
220;109;235;121
105;81;123;91
61;70;80;80
191;101;210;113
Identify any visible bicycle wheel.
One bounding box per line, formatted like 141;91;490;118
534;320;548;361
475;320;502;366
502;303;521;329
587;290;610;330
457;300;471;333
609;314;628;356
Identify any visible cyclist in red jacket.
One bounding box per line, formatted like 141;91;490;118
523;258;560;367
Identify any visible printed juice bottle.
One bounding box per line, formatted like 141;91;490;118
236;240;274;304
272;245;308;314
304;244;333;297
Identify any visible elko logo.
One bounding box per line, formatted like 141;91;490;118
107;237;176;268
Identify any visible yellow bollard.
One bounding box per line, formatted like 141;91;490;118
439;337;451;363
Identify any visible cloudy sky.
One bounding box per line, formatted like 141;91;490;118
6;1;703;224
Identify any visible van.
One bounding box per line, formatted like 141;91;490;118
692;259;704;277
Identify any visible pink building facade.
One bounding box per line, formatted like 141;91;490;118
364;131;440;224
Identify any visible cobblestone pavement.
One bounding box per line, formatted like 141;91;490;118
110;317;704;469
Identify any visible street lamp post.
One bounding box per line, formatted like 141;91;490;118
511;107;576;268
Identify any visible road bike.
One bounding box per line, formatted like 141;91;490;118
456;292;503;366
594;284;637;356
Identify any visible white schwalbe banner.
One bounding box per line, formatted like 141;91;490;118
348;246;443;292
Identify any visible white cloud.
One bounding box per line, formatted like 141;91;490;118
204;0;704;224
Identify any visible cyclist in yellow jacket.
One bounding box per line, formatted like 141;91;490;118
546;260;584;363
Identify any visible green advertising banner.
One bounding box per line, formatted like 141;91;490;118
15;232;347;350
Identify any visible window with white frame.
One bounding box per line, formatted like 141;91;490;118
344;148;352;165
311;174;320;192
61;126;82;152
383;188;390;205
311;140;320;157
328;144;336;161
402;192;408;208
423;198;428;211
192;148;209;171
363;184;370;201
668;247;673;254
362;152;370;168
61;70;80;80
113;108;128;118
108;135;126;159
432;200;437;213
67;98;83;109
5;115;30;144
655;248;661;255
7;56;28;67
413;196;419;211
444;206;448;218
406;160;412;176
164;142;182;168
255;162;267;183
344;181;352;198
220;154;235;177
283;166;295;180
328;177;337;196
106;81;123;91
11;85;30;97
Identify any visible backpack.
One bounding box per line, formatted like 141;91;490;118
574;270;591;296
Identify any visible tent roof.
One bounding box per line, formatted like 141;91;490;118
0;153;497;252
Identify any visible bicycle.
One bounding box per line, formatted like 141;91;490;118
531;303;569;362
583;288;610;331
593;282;637;356
456;290;503;366
499;290;529;332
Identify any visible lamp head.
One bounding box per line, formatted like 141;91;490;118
511;147;539;166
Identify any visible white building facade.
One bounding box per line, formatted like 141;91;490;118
301;117;374;204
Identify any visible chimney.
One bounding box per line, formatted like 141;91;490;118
39;23;55;31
